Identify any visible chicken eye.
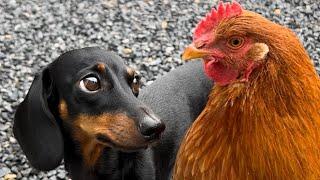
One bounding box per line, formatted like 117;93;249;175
79;76;101;93
227;36;244;49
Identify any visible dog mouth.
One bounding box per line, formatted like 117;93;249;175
95;133;160;152
142;132;162;142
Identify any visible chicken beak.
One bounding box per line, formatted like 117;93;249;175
182;43;211;61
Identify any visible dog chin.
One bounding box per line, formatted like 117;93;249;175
96;133;162;152
109;143;150;152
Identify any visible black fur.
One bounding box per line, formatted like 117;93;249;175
14;47;163;180
13;67;64;171
140;60;213;180
13;47;213;180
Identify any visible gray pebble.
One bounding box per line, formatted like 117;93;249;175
0;167;10;177
0;0;318;179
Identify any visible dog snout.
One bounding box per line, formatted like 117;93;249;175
139;115;165;140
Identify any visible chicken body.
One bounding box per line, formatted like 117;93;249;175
174;2;320;180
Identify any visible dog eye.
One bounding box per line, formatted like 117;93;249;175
132;73;141;97
133;73;141;85
79;76;101;93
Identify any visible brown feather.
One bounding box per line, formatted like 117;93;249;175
174;10;320;180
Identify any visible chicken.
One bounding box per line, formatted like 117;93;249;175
173;1;320;179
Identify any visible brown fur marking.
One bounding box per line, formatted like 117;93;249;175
127;67;140;94
58;99;69;120
72;113;146;167
132;82;140;94
96;63;106;73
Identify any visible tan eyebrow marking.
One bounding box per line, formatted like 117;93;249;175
96;63;106;73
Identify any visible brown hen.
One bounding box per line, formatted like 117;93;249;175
173;1;320;179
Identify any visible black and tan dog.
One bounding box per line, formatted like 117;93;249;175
13;47;165;180
13;47;213;180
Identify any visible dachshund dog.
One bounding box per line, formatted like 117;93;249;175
13;47;166;180
14;47;213;180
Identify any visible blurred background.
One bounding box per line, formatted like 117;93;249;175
0;0;319;179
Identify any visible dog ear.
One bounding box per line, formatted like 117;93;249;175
13;67;64;171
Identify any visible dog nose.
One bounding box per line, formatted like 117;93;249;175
139;116;165;139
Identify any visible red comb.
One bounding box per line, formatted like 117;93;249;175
193;1;243;40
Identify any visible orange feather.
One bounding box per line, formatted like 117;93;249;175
174;10;320;180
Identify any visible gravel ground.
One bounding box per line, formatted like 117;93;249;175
0;0;319;179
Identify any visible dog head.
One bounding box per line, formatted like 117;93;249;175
13;47;165;170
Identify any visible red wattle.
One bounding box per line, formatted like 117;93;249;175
204;59;239;86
